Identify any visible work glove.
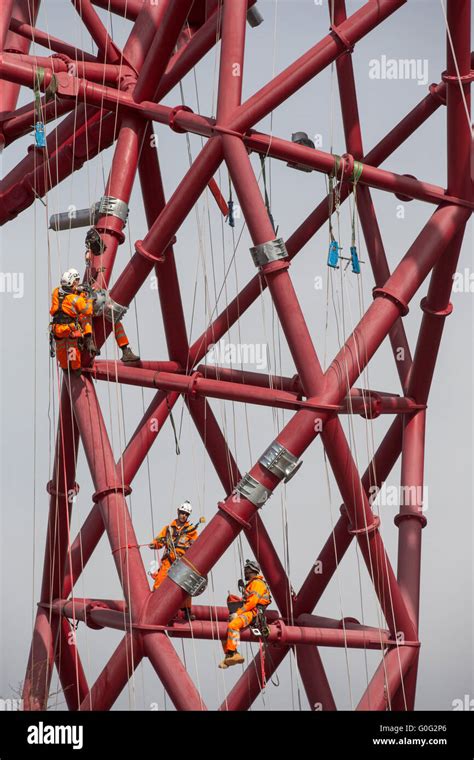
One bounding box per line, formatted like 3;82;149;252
84;334;98;358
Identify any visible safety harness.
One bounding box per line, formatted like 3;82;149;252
162;522;196;562
49;288;82;356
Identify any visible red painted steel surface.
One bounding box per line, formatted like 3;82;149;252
0;0;471;711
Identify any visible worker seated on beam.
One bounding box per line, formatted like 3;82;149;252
219;559;271;669
50;268;96;373
149;501;198;623
83;228;139;364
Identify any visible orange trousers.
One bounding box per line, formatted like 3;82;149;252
224;610;255;653
114;321;128;348
151;557;191;609
54;321;128;370
55;337;82;370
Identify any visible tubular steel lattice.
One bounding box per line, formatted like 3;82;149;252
0;0;472;711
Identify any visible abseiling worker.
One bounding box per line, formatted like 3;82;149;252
50;268;95;373
149;501;198;622
219;559;271;669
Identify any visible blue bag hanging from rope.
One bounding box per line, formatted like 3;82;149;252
350;245;360;274
327;239;340;269
34;121;46;148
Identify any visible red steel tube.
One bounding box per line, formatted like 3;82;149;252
0;0;15;50
230;0;407;135
1;51;128;83
186;395;294;617
63;390;181;595
8;16;97;61
23;382;80;710
67;374;150;612
138;121;190;366
91;0;141;21
187;69;454;368
2;0;40;113
55;617;89;711
143;632;206;711
79;633;143;711
397;410;426;630
216;0;247;121
356;646;416;711
71;0;123;65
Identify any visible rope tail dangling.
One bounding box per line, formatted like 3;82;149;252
227;177;235;228
259;155;278;235
350;160;364;275
327;170;340;269
165;394;181;456
33;67;57;149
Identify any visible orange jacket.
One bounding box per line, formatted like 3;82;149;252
50;287;93;338
50;287;93;321
237;575;271;614
151;519;198;562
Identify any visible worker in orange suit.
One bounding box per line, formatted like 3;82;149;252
219;559;271;669
50;268;96;372
149;501;198;622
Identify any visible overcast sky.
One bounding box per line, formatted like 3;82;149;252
1;0;473;711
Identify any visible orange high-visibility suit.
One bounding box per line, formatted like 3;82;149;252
50;287;93;370
150;519;198;608
224;575;271;653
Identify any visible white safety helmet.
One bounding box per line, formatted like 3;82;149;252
177;501;192;516
61;268;81;288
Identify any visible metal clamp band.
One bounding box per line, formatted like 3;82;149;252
167;558;208;596
234;472;272;507
250;238;288;268
103;295;128;324
259;441;302;483
98;196;129;225
92;484;132;503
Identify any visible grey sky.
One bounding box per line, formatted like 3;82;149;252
1;0;472;710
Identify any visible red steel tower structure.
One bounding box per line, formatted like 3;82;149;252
0;0;472;711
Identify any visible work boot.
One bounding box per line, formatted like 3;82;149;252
121;345;140;363
218;651;245;669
